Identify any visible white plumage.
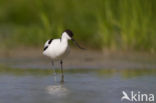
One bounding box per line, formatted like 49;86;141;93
43;32;70;60
43;29;84;82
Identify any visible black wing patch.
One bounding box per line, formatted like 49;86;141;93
44;39;53;51
48;39;53;44
43;46;48;51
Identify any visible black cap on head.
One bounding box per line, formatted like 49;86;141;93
64;29;74;38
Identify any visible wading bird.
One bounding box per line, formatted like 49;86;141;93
43;29;84;82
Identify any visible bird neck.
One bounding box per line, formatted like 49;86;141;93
60;37;68;44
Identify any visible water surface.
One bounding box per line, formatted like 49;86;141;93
0;67;156;103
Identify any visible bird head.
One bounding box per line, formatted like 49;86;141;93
62;29;85;49
62;29;73;40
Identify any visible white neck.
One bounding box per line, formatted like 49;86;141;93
60;36;68;45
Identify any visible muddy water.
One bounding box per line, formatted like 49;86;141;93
0;68;156;103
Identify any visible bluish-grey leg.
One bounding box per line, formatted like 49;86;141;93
51;60;57;82
60;60;64;83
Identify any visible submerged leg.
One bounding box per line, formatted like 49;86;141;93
60;60;64;83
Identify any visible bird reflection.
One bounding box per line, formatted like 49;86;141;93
46;84;68;97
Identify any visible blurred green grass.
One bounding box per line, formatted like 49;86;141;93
0;0;156;52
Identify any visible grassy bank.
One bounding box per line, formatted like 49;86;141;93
0;0;156;52
0;64;156;78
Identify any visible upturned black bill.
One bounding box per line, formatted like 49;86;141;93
71;38;85;50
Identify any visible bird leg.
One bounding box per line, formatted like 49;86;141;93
60;60;64;83
51;60;56;73
51;60;57;82
51;60;54;66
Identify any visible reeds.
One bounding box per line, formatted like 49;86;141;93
0;0;155;52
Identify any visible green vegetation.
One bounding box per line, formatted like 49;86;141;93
0;0;156;51
0;65;156;78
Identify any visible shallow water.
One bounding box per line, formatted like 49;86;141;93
0;68;156;103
